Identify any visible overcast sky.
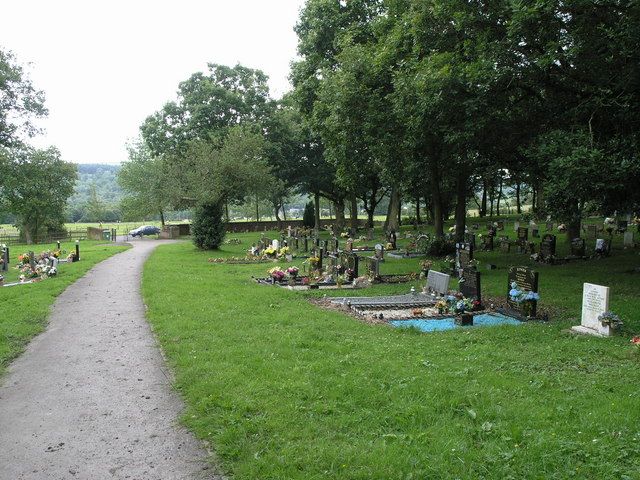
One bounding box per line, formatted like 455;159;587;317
0;0;306;165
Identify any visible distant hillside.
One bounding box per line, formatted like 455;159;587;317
69;164;122;206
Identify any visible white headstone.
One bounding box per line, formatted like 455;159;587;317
272;239;279;250
287;226;292;237
426;270;451;297
572;283;611;337
514;221;520;232
624;231;634;247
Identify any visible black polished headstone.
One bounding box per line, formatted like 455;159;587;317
507;266;539;316
459;267;481;301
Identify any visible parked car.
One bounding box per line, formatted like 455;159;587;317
129;225;161;237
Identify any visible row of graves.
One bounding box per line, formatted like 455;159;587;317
253;230;422;290
0;241;81;287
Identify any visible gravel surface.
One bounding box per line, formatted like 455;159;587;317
0;239;223;480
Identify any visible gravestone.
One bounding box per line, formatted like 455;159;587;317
540;234;557;259
545;221;553;231
586;224;597;240
29;251;36;270
425;270;450;297
500;238;510;253
345;239;353;253
532;226;540;238
571;283;611;337
496;221;504;231
340;252;359;278
303;237;309;252
464;233;476;250
514;221;520;232
367;228;374;241
333;238;340;253
517;227;529;244
374;243;384;260
1;246;7;272
388;230;397;249
459;267;481;301
456;242;473;271
322;240;328;253
507;266;539;317
366;257;380;280
617;220;628;233
624;231;634;247
272;239;280;251
294;237;299;250
327;255;338;278
481;234;494;251
570;238;586;257
317;248;324;270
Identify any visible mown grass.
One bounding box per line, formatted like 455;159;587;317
143;225;640;479
0;241;129;376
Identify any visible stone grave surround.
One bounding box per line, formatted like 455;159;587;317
425;270;450;297
572;283;611;337
506;266;539;317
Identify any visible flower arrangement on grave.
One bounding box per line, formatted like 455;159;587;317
345;268;355;281
603;217;615;234
286;266;299;278
301;276;310;285
35;264;57;278
278;246;290;257
557;224;567;233
67;252;77;262
307;256;320;270
598;311;622;329
263;246;277;258
419;259;433;272
412;308;424;316
268;266;286;282
435;300;447;315
335;274;345;287
385;242;393;250
224;238;242;245
17;253;31;267
340;231;350;238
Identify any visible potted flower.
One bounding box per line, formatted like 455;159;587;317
435;300;447;315
286;266;299;278
598;311;622;330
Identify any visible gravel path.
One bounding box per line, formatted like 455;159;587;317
0;239;223;480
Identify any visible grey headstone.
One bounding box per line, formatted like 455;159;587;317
426;270;450;296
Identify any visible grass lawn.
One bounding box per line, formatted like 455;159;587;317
0;241;129;377
143;224;640;479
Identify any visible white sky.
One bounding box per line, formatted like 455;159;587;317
0;0;306;164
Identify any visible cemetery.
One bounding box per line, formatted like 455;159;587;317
2;1;640;477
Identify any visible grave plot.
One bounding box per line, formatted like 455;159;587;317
1;243;80;287
504;265;540;319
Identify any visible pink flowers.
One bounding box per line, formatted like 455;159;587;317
631;336;640;346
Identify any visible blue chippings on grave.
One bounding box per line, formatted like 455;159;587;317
389;313;521;333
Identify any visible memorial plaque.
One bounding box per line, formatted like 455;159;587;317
426;270;451;296
586;224;597;240
540;234;556;259
507;266;539;316
459;267;481;301
624;231;634;247
571;283;611;336
570;238;585;257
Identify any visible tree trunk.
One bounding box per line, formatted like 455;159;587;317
386;186;401;232
455;170;467;242
314;192;321;234
255;197;260;222
349;194;358;231
496;175;503;216
429;164;444;237
415;197;421;227
488;184;495;217
531;188;537;215
160;210;165;227
333;197;345;231
480;179;487;217
275;205;282;230
282;204;287;221
516;182;522;215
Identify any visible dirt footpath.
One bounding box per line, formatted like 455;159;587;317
0;240;223;480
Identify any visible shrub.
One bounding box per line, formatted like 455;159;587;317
302;201;315;228
417;235;456;257
192;201;226;250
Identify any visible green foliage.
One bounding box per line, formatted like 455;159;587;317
0;47;47;147
0;146;77;243
192;201;226;250
302;201;315;228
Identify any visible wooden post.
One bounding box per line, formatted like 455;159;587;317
75;241;80;262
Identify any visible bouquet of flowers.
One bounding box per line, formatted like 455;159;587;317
345;268;355;281
268;267;286;281
263;246;277;258
340;232;350;238
307;256;320;270
17;253;31;267
598;311;622;329
420;259;433;271
286;266;299;278
278;246;290;257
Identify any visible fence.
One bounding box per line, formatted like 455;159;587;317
0;229;89;246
